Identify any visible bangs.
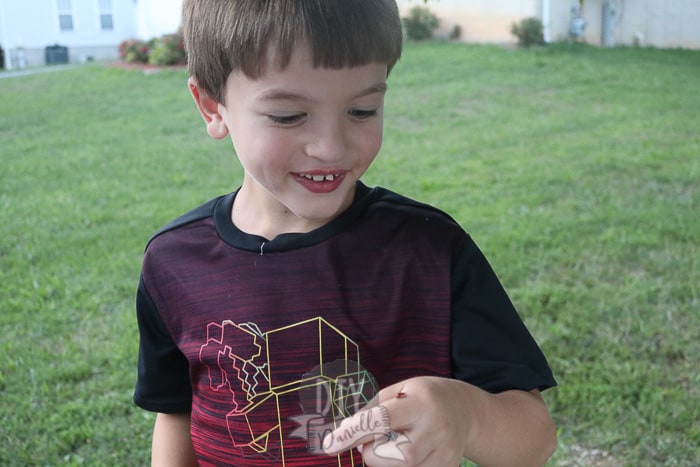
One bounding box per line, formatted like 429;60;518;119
184;0;402;103
273;0;402;74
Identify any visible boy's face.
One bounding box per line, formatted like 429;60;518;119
191;43;388;238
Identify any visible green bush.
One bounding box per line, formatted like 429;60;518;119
402;6;439;41
511;17;545;47
118;39;150;63
118;31;186;66
148;32;186;66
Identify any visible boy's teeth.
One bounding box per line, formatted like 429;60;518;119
303;174;336;182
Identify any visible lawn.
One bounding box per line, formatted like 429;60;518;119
1;42;698;465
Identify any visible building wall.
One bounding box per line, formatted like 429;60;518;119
0;0;184;69
398;0;700;49
0;0;138;49
619;0;700;48
548;0;700;48
136;0;183;41
397;0;539;44
0;0;140;68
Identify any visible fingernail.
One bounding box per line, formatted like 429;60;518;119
322;433;333;453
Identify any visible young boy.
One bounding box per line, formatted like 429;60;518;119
134;0;557;466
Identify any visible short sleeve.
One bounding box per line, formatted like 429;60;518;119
133;276;193;413
450;236;556;393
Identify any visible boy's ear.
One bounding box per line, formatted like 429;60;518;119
188;77;229;140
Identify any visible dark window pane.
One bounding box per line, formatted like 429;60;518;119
59;14;73;31
100;14;113;31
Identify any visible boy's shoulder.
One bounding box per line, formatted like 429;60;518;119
144;193;231;250
141;184;465;254
366;185;461;227
356;184;468;249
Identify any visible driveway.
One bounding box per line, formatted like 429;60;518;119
0;64;81;79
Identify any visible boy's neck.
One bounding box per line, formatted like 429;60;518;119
231;180;356;240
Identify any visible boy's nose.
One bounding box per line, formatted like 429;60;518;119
304;120;347;162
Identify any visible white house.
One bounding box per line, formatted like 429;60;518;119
0;0;183;70
4;0;697;70
397;0;700;49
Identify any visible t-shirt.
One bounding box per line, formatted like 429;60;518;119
134;182;555;466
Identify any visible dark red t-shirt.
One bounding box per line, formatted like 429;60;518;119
134;183;555;466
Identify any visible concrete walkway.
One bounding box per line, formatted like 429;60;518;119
0;64;82;80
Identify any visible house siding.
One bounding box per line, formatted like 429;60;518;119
1;0;182;69
549;0;700;48
136;0;183;42
398;0;538;44
398;0;700;49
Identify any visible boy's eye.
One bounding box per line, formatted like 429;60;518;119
267;113;306;125
349;109;378;119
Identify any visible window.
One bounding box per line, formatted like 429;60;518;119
57;0;73;32
99;0;114;31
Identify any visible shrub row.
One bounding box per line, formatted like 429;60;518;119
403;6;440;41
511;17;546;47
117;13;544;64
402;6;544;47
118;30;186;66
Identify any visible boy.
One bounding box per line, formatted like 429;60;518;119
134;0;557;465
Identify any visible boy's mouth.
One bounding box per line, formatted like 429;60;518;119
294;172;346;194
299;173;340;182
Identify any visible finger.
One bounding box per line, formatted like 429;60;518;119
348;381;416;433
322;405;392;455
355;379;410;414
356;433;415;466
373;431;413;463
412;448;462;467
374;380;407;404
369;381;419;432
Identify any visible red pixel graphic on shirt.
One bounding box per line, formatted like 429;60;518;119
200;321;268;412
198;317;370;466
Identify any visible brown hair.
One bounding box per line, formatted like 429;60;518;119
182;0;403;103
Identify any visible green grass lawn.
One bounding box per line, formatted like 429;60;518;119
1;42;698;465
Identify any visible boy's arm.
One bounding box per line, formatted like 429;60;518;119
151;413;198;467
324;376;556;466
459;384;556;466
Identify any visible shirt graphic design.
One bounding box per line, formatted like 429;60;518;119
198;316;377;466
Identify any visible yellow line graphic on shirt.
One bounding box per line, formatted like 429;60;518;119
199;316;371;466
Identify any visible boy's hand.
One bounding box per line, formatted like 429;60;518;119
322;376;469;466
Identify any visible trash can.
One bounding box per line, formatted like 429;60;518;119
45;44;69;65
